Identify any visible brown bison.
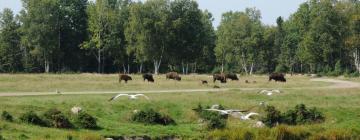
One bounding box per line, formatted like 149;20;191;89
143;73;154;82
201;80;208;85
269;73;286;82
213;74;227;83
166;72;181;81
225;73;239;81
119;74;132;83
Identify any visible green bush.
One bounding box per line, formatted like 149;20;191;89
43;109;73;129
282;104;324;125
261;106;282;127
131;108;176;126
75;112;98;129
1;111;13;122
262;104;325;127
19;111;46;126
193;104;228;129
275;64;289;73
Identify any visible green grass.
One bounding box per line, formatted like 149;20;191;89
0;74;359;139
0;74;328;93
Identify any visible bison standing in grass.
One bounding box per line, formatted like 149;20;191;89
166;72;181;81
143;73;154;82
213;74;227;83
119;74;132;83
269;73;286;82
225;73;239;81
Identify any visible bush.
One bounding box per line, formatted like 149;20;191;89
19;111;46;126
194;104;228;129
131;108;176;126
43;109;73;129
261;106;282;127
1;111;13;122
75;112;98;129
282;104;324;125
275;64;289;73
262;104;325;127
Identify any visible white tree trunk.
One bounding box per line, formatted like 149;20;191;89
153;59;161;75
354;49;360;73
139;63;143;74
122;64;126;74
186;63;189;75
45;59;50;73
249;63;254;75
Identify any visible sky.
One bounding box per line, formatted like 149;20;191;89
0;0;307;28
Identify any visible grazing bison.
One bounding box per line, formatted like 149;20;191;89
201;80;208;85
143;73;154;82
119;74;132;83
269;73;286;82
166;72;181;81
225;73;239;81
213;74;227;83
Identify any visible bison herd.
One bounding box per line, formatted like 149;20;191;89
119;72;287;84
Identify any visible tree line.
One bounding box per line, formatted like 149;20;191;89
0;0;359;75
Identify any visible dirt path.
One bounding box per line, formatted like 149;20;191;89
0;78;358;97
310;78;360;89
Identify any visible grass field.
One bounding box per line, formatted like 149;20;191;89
0;74;359;140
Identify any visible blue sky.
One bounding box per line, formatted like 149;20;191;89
0;0;307;27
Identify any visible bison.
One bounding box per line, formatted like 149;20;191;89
201;80;208;85
143;73;154;82
119;74;132;83
213;74;227;83
269;73;286;82
225;73;239;81
166;72;181;81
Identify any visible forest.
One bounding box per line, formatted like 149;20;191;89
0;0;359;75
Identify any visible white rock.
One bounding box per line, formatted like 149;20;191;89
71;106;82;114
254;121;265;128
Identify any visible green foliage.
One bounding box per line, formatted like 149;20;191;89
131;108;176;126
19;111;46;126
261;105;282;127
1;111;13;122
75;112;98;129
43;109;73;129
275;64;289;73
193;104;228;129
262;104;325;127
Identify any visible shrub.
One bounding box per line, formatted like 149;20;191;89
194;104;228;129
275;64;289;73
75;112;98;129
261;106;282;127
1;111;13;122
282;104;324;125
19;111;46;126
43;109;73;129
131;108;176;126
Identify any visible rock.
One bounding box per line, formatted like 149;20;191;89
71;106;82;114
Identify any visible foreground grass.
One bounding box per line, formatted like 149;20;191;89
0;74;359;139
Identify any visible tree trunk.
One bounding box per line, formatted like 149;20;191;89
354;49;360;73
249;63;254;75
153;59;161;75
221;63;224;73
45;59;50;73
122;64;126;74
97;49;101;73
186;63;189;75
139;63;143;74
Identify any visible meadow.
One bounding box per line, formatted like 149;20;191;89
0;74;359;140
